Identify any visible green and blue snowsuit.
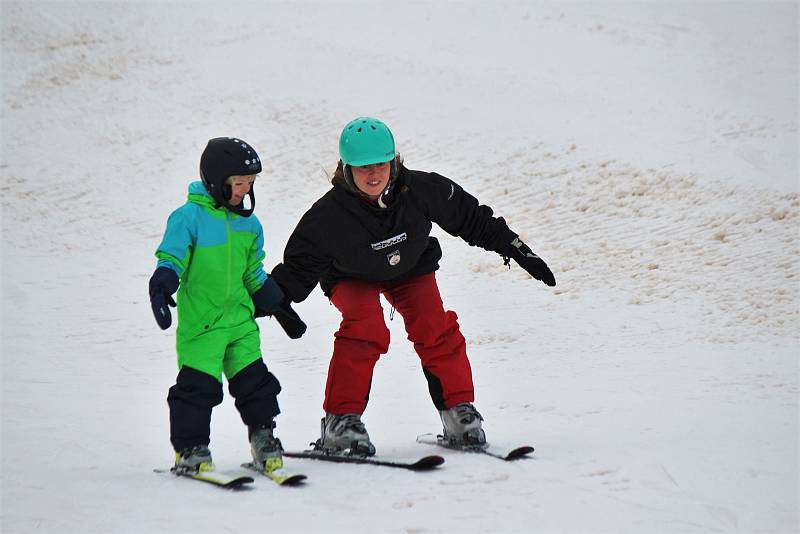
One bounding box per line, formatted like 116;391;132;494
155;181;269;381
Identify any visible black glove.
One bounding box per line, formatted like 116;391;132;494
252;278;307;339
505;237;556;287
271;300;307;339
149;267;179;330
252;277;285;316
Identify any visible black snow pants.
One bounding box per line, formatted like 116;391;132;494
167;359;281;451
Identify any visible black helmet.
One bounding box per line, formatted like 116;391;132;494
199;137;262;217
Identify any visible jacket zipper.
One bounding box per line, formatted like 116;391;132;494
225;212;232;314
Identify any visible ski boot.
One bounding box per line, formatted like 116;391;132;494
174;445;214;474
315;413;376;456
250;421;284;473
439;403;487;447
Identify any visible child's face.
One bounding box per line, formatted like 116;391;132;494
226;174;257;205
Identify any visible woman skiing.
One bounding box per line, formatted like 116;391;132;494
148;137;306;473
271;117;555;455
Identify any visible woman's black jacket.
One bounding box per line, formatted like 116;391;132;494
271;166;518;303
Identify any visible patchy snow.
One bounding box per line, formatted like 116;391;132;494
1;2;797;533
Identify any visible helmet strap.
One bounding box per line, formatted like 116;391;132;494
377;158;401;208
223;190;255;217
377;178;397;209
342;164;356;191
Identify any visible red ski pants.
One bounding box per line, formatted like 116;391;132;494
324;272;474;415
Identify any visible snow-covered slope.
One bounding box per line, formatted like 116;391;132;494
2;2;797;533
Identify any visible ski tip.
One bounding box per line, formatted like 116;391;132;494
223;476;255;488
156;467;255;489
504;446;535;460
409;455;445;470
277;474;308;486
241;462;309;485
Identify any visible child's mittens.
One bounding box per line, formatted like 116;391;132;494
149;267;179;330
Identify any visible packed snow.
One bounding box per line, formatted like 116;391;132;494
1;2;797;533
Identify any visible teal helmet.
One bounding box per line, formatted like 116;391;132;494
339;117;395;166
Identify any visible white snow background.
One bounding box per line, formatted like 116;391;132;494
1;1;798;533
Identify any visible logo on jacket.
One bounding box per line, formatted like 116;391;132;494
371;232;407;251
387;250;401;266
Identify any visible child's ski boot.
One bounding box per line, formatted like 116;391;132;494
250;421;284;473
174;445;214;474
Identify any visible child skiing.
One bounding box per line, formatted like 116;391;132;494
270;117;555;455
148;137;306;474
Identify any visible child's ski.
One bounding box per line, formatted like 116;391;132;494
154;467;254;489
416;433;534;461
240;462;307;486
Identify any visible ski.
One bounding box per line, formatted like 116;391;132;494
416;433;534;461
154;467;254;489
283;448;444;471
240;462;307;486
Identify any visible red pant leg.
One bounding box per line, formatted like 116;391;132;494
383;273;474;410
325;280;390;414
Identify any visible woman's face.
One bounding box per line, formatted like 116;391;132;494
351;161;391;200
227;174;257;205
